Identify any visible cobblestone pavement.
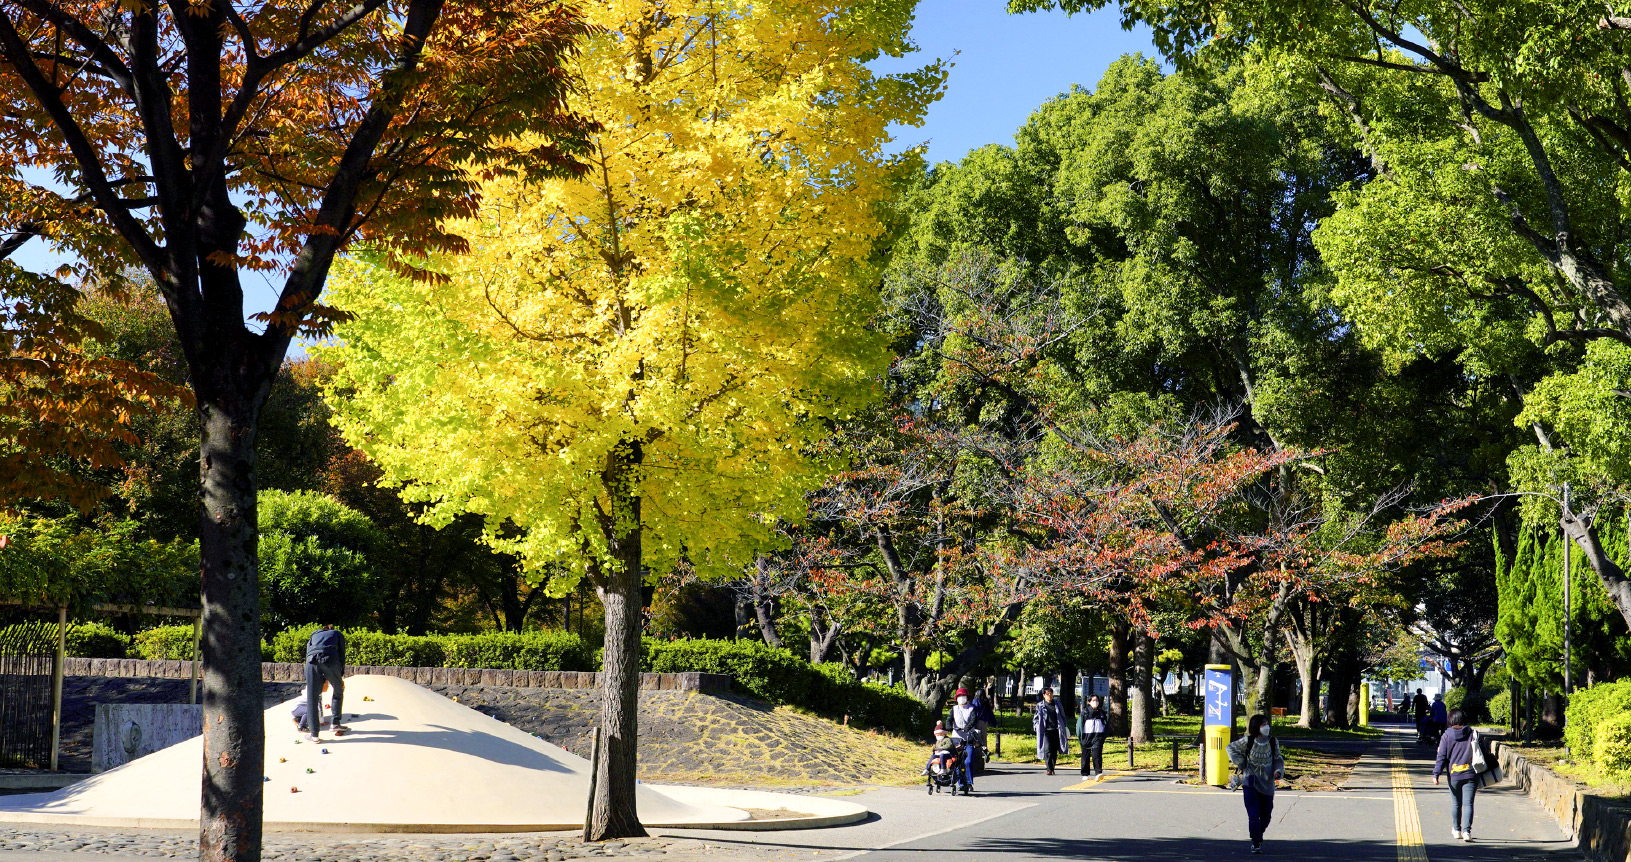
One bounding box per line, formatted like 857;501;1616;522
0;829;735;861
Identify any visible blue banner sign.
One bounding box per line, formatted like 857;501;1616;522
1204;665;1233;728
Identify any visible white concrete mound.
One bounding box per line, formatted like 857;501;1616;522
0;675;867;832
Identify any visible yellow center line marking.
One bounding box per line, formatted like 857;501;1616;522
1390;743;1429;862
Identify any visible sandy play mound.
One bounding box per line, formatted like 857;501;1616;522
0;675;861;832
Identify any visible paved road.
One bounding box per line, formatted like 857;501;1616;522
0;724;1579;861
658;724;1578;862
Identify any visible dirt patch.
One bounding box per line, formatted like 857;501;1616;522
1282;745;1362;791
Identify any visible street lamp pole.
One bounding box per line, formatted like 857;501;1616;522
1563;482;1572;695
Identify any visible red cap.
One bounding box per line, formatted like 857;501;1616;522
954;688;969;699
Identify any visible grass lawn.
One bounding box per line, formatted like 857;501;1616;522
989;709;1378;741
1153;713;1382;741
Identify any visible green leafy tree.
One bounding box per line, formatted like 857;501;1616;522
257;490;381;635
1016;0;1631;630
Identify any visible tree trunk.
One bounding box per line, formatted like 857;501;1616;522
197;399;267;862
586;446;647;841
1294;652;1321;729
1108;618;1129;737
1130;634;1155;744
1323;663;1352;729
1560;510;1631;629
1059;663;1078;728
750;559;783;648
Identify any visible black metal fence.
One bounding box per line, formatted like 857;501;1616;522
0;613;57;768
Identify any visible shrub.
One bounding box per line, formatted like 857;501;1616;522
1594;712;1631;776
1565;679;1631;760
643;638;813;704
271;623;325;663
442;631;595;672
641;638;928;736
133;625;197;660
65;622;131;658
258;490;381;634
1488;688;1512;727
346;632;446;667
272;624;446;667
1444;686;1492;722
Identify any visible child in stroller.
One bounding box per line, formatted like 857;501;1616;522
925;721;971;795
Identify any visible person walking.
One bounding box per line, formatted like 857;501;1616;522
304;624;348;740
1078;693;1108;776
1412;688;1431;742
1033;687;1070;775
1429;693;1449;743
1434;708;1487;841
1227;714;1284;855
948;687;979;793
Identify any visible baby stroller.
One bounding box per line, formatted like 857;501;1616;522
926;742;972;795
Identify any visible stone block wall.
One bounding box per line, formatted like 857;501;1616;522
1493;740;1631;862
62;657;731;695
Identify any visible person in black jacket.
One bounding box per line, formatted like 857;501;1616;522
1078;694;1108;776
304;625;348;740
1433;708;1484;841
1412;689;1431;742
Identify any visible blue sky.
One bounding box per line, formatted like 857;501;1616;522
11;3;1156;346
877;2;1156;166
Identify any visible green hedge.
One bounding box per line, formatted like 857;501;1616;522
0;621;136;658
271;625;593;671
133;625;196;660
643;638;931;737
66;622;132;658
262;628;924;736
1565;679;1631;764
442;631;595;672
1594;712;1631;776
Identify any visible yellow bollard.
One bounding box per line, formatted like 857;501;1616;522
1205;724;1232;786
1359;682;1370;727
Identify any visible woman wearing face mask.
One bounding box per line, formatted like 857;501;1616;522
1033;687;1071;775
948;688;979;793
1078;694;1108;776
1226;714;1284;855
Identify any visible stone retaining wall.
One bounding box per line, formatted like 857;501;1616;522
62;657;730;694
1493;740;1631;862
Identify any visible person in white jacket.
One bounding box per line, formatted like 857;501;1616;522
948;687;980;792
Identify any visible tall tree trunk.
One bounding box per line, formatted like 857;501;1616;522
198;399;267;862
1323;662;1352;729
750;558;783;648
1129;634;1155;744
587;445;647;841
1108;618;1129;736
1291;645;1320;729
1560;509;1631;629
1059;663;1078;728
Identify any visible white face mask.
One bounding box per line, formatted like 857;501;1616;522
957;696;969;706
1259;726;1272;738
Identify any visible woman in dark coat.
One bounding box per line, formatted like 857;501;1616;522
1032;687;1071;775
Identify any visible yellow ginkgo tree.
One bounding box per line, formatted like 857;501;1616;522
321;0;943;838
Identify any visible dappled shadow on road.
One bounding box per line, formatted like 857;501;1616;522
958;836;1573;860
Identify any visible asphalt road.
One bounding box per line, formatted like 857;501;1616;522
0;724;1580;861
661;723;1578;862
